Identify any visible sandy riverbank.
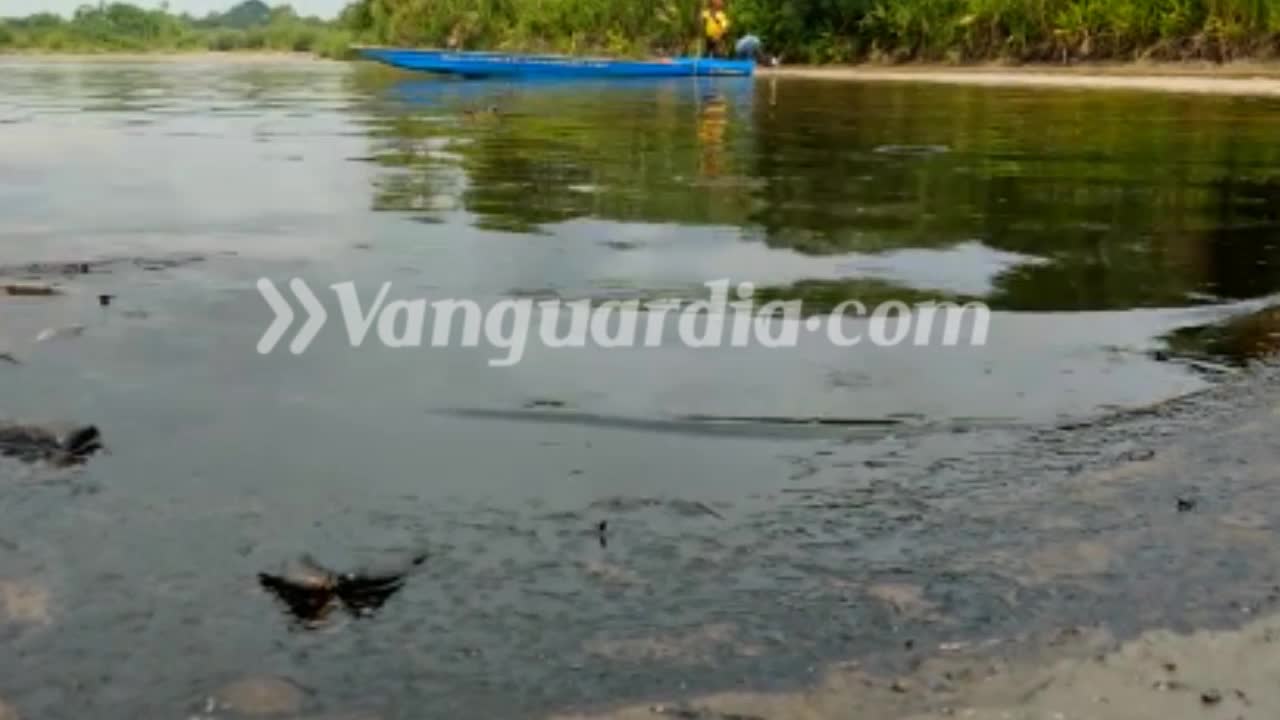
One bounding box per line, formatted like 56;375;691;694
765;63;1280;96
552;609;1280;719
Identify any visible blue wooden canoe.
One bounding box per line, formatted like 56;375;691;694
357;47;755;79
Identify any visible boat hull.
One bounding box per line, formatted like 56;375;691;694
357;48;755;79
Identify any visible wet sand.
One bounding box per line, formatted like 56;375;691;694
549;365;1280;720
903;614;1280;720
766;63;1280;96
553;610;1280;719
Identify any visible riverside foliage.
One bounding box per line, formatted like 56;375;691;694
0;1;353;57
332;0;1280;61
5;0;1280;62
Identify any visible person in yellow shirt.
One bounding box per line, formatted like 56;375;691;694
701;0;730;58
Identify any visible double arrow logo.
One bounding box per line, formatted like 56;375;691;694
257;278;328;354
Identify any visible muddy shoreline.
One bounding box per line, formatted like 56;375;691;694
546;363;1280;719
556;610;1280;719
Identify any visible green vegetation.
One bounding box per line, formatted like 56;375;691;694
5;0;1280;63
340;0;1280;62
337;0;701;56
0;0;353;58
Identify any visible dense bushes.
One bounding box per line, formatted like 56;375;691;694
334;0;700;55
7;0;1280;62
340;0;1280;61
1;1;350;58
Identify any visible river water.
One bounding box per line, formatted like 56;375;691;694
2;58;1280;719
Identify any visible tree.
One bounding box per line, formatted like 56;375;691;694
218;0;272;28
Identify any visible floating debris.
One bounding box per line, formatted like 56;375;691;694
589;497;725;519
209;675;306;717
0;579;52;627
4;283;59;297
1200;688;1222;705
0;255;202;279
258;553;426;626
1176;497;1198;513
872;144;950;156
0;423;102;466
133;255;204;271
35;325;85;343
524;398;567;410
600;240;641;251
0;353;18;366
97;294;114;308
1118;448;1156;463
0;261;89;278
680;413;907;428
